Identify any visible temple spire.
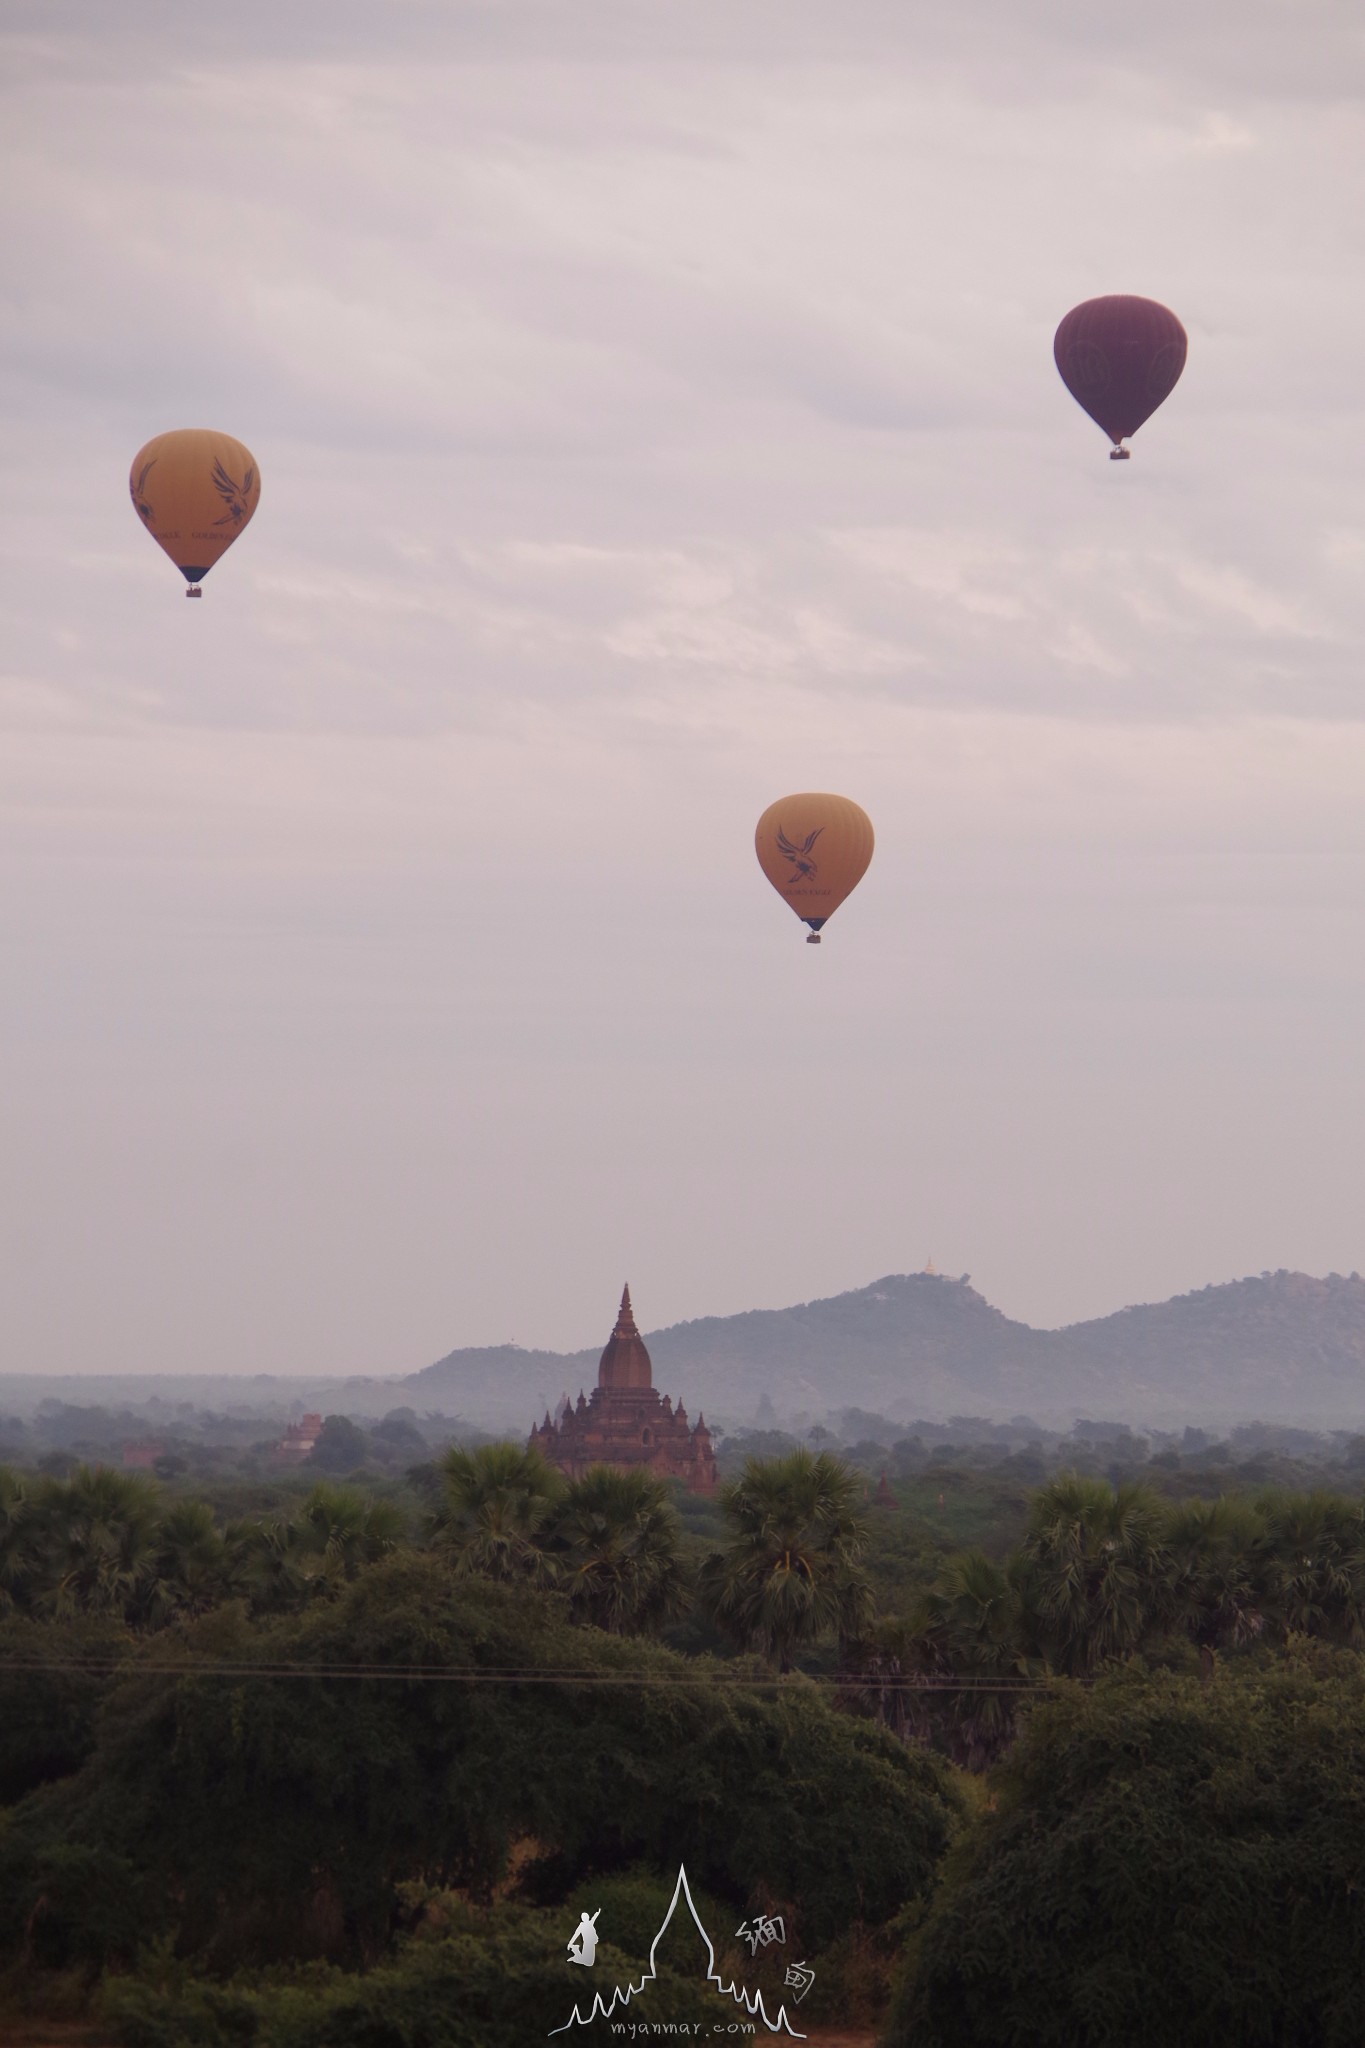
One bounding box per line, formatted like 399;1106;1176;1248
599;1281;651;1391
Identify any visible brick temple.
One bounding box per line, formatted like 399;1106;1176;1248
529;1285;717;1495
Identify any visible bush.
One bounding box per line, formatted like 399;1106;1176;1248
890;1652;1365;2048
0;1615;130;1803
1;1557;959;1974
0;1838;147;1974
102;1906;719;2048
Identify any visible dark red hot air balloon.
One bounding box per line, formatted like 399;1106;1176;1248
1053;295;1187;459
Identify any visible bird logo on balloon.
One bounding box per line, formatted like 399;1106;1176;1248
775;825;824;886
130;458;157;526
211;457;256;527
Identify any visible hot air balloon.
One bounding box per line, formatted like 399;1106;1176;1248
1053;296;1187;459
129;429;261;595
755;793;874;944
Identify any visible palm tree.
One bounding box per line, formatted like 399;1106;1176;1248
1164;1495;1274;1667
1022;1474;1167;1678
226;1514;310;1614
900;1548;1043;1764
700;1449;871;1672
433;1442;562;1586
1261;1490;1365;1642
36;1466;160;1621
550;1467;687;1634
297;1484;405;1595
145;1500;230;1622
0;1465;32;1613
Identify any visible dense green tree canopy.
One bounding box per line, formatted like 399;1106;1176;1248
893;1476;1365;1742
891;1653;1365;2048
0;1614;131;1804
308;1416;372;1473
0;1554;958;1978
8;1453;1365;2045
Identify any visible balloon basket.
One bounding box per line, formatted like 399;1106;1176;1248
186;587;203;599
1108;446;1131;461
806;932;822;945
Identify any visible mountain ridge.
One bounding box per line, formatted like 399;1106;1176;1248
406;1266;1365;1428
4;1268;1363;1430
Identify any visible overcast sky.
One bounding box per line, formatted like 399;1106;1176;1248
3;2;1364;1377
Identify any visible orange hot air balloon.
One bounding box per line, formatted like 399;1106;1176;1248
129;429;260;596
755;793;874;944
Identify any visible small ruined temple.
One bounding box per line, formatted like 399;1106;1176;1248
529;1285;717;1495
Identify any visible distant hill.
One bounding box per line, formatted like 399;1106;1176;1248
1051;1269;1365;1421
4;1269;1363;1432
401;1278;1037;1426
404;1268;1365;1428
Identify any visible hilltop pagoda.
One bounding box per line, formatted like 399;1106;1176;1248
529;1285;717;1495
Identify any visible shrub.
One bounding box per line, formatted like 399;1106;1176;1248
102;1908;718;2048
890;1653;1365;2048
1;1557;958;1974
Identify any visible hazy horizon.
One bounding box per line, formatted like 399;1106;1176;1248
4;4;1365;1380
1;1261;1360;1386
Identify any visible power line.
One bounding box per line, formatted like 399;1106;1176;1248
0;1658;1045;1691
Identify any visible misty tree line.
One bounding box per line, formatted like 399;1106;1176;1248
856;1476;1365;1766
0;1446;869;1658
7;1450;1365;1712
